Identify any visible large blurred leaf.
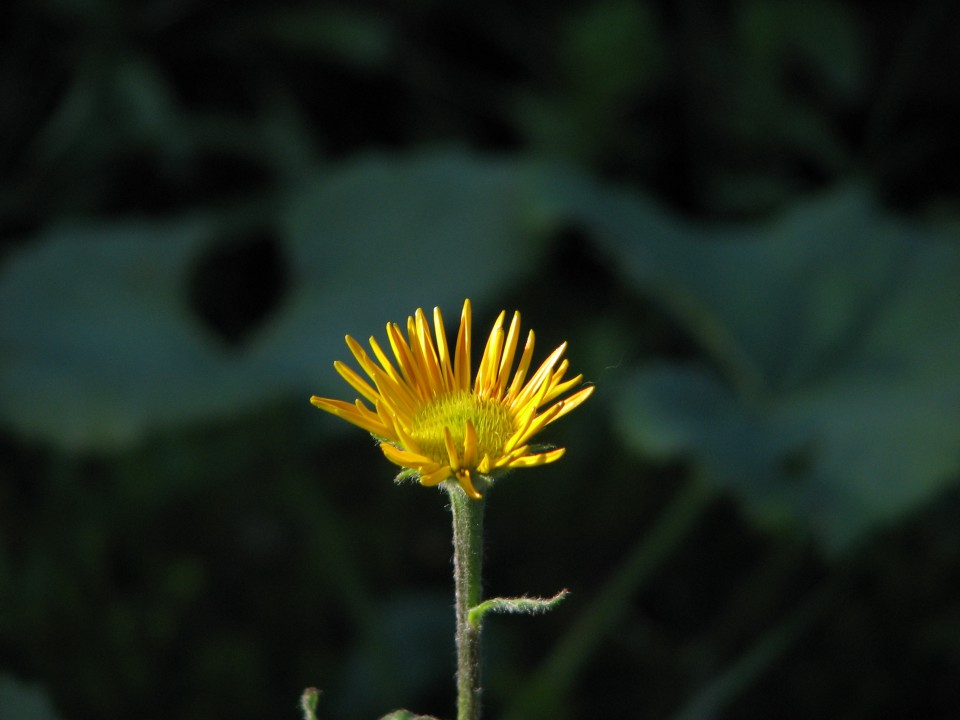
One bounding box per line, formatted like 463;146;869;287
519;1;663;165
0;151;547;450
0;675;63;720
333;592;452;720
248;151;547;397
540;173;960;553
259;6;394;68
0;218;253;449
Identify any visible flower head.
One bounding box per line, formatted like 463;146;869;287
311;299;593;499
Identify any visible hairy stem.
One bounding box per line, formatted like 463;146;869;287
447;482;486;720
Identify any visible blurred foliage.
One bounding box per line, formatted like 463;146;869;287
0;151;549;450
556;181;960;553
0;676;63;720
2;0;960;719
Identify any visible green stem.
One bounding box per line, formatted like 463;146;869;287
503;478;715;720
447;481;486;720
670;584;832;720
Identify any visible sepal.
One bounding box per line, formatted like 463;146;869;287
393;467;420;484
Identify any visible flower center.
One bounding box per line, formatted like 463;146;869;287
410;391;515;466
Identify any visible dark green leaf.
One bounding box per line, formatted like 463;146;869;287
0;152;547;450
0;676;63;720
548;176;960;553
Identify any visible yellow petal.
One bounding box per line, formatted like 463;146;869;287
443;426;462;469
368;335;403;384
413;308;444;394
513;342;567;409
380;442;433;469
433;306;456;390
549;385;595;422
333;360;380;406
508;447;566;468
454;299;472;391
494;311;522;399
462;419;478;467
420;465;453;486
476;310;506;395
310;396;388;436
388;322;428;400
504;329;536;401
456;469;483;499
513;401;566;447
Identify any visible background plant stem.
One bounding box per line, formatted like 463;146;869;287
504;478;716;720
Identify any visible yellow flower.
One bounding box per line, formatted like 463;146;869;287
311;299;594;499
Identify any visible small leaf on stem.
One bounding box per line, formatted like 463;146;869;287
301;688;320;720
468;589;570;629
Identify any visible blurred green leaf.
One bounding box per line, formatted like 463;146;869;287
248;150;549;396
561;0;663;101
520;1;663;165
334;592;452;720
687;0;864;212
0;217;250;449
0;676;63;720
739;0;864;100
261;7;394;67
112;56;180;147
537;171;960;553
0;151;548;450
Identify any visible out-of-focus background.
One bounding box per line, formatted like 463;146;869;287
2;1;960;718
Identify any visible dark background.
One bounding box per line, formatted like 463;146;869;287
2;1;960;718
